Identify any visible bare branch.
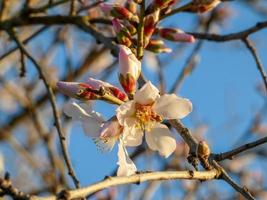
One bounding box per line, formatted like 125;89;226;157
242;38;267;91
6;29;81;189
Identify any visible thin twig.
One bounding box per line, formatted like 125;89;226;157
212;161;255;200
214;136;267;161
6;29;81;189
137;0;145;59
0;27;48;64
242;37;267;91
188;21;267;42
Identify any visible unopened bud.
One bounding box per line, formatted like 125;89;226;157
144;9;160;47
146;0;177;13
100;3;139;22
197;141;211;159
112;19;132;47
86;78;128;102
158;28;195;43
118;45;141;95
125;0;137;13
146;39;172;53
57;78;128;102
124;21;137;35
185;0;221;13
57;81;97;100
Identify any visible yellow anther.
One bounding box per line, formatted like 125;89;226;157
134;103;162;131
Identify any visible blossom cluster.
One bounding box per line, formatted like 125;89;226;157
56;0;220;176
57;47;192;176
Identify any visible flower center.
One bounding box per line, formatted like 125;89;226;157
135;103;162;130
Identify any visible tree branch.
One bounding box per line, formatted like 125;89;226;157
242;37;267;91
6;29;81;189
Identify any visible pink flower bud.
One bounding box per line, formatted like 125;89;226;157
124;21;137;35
112;19;132;46
154;0;177;8
158;28;195;43
112;19;123;33
86;78;128;102
119;45;141;94
185;0;221;13
57;79;128;102
144;10;160;47
99;3;113;13
100;3;139;22
146;39;172;53
147;0;176;12
57;81;97;100
126;0;137;13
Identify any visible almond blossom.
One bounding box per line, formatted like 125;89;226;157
63;100;136;176
116;81;192;158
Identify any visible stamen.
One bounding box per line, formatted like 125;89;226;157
134;103;162;131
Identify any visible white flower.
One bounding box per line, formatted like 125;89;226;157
63;101;105;137
116;81;192;158
64;101;136;176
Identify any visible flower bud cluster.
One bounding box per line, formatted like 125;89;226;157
99;0;198;56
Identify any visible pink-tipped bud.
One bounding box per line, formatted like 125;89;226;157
100;3;139;22
144;10;160;47
99;3;113;13
112;19;132;47
146;39;172;53
118;45;141;95
57;79;128;102
57;81;97;100
186;0;221;13
125;0;137;13
158;28;195;43
146;0;177;13
86;78;128;102
124;21;137;35
112;19;124;33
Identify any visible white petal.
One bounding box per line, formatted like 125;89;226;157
63;101;92;120
154;94;192;119
134;81;160;105
81;118;104;137
116;101;135;126
117;141;137;176
145;123;176;158
123;126;144;147
63;101;105;137
124;117;138;127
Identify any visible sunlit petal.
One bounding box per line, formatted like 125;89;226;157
134;81;160;105
117;140;137;176
116;101;135;125
123;126;143;147
145;123;176;158
154;94;192;119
